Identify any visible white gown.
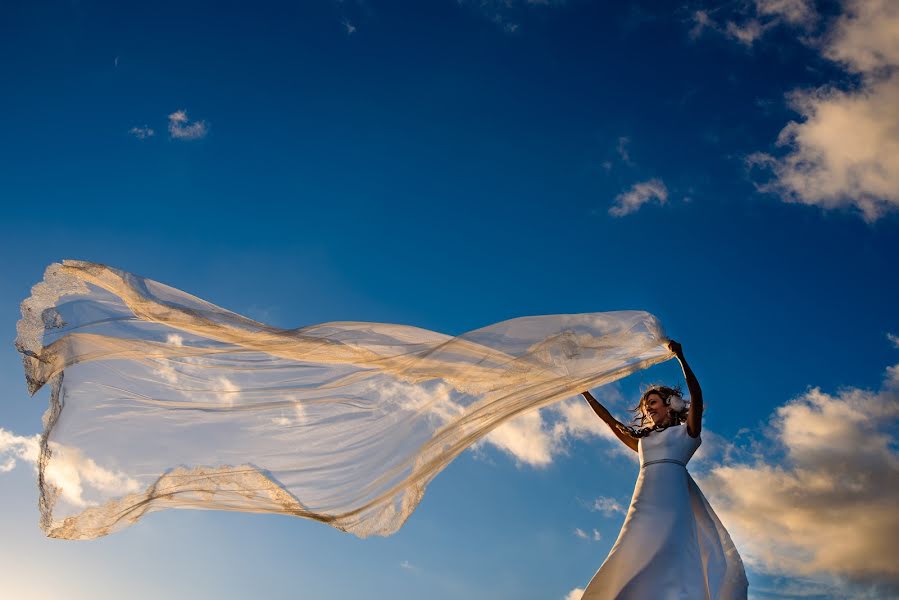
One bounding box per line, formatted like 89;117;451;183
582;424;748;599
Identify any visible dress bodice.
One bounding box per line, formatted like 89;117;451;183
638;424;701;466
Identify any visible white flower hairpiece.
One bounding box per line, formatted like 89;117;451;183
667;393;686;412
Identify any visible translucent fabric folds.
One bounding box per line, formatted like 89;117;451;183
16;260;674;540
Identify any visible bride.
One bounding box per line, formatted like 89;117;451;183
578;340;748;599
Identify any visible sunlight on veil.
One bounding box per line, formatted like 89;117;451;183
16;260;674;540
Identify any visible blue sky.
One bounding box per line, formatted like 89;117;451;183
1;1;898;598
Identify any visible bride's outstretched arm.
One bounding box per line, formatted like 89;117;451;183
667;340;703;438
580;390;638;452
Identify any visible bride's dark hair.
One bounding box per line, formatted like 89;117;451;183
616;383;688;438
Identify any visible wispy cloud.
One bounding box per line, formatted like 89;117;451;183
688;9;716;41
600;136;677;215
755;0;817;25
724;18;768;46
697;360;899;594
128;126;155;140
608;179;669;217
168;110;208;141
456;0;565;34
150;334;245;407
574;527;601;541
888;333;899;348
688;0;817;46
615;136;633;165
589;495;625;517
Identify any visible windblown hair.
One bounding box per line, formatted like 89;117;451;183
618;383;688;438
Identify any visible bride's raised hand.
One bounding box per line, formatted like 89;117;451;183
666;339;683;357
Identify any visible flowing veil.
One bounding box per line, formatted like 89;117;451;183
16;260;674;539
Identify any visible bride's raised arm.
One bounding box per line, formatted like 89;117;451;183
667;340;703;438
581;390;638;452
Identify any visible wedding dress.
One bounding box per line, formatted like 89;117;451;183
582;424;748;599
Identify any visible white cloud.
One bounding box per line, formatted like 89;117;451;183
128;126;155;140
364;378;569;468
563;587;584;600
742;0;899;221
822;0;899;73
589;495;625;516
566;390;628;435
399;560;415;570
476;406;559;467
888;332;899;348
748;71;899;222
44;444;142;507
0;429;39;472
697;362;899;592
357;379;621;469
609;179;669;217
343;20;356;35
551;396;621;443
366;379;463;426
168;110;208;140
344;379;629;470
473;389;634;467
0;428;140;508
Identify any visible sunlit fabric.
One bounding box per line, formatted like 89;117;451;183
16;260;674;540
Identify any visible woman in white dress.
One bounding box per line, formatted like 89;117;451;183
578;340;748;599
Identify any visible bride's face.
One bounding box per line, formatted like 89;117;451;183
643;393;672;426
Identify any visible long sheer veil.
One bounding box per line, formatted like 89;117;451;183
16;260;674;539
